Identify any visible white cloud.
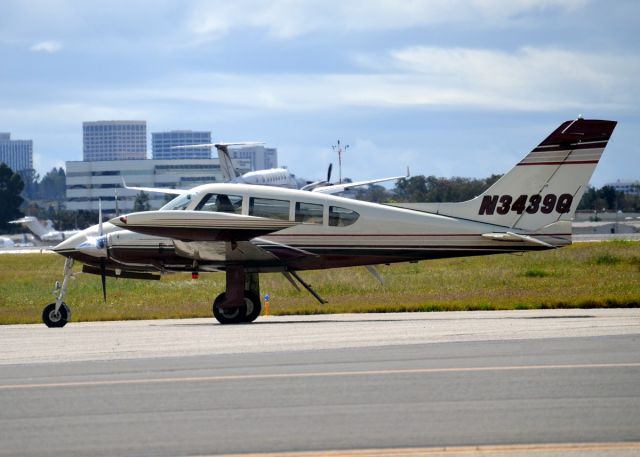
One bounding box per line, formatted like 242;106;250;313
185;0;588;40
3;44;636;120
29;40;62;53
103;45;635;113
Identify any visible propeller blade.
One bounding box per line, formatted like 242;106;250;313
98;198;104;237
327;163;333;183
100;258;107;302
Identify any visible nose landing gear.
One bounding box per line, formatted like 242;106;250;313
43;257;74;328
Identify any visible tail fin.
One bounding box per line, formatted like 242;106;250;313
215;145;239;181
9;216;50;239
420;118;617;231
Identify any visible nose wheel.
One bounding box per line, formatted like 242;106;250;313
43;303;71;328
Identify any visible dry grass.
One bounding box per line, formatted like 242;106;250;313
0;241;639;324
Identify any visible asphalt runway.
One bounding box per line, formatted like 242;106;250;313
1;310;639;457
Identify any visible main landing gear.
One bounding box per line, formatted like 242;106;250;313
212;268;262;325
43;257;74;328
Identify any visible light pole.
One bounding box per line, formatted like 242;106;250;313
332;140;349;183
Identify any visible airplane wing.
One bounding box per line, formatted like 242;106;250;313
110;210;297;242
121;178;188;195
312;173;408;195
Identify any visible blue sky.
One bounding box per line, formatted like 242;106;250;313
1;0;638;186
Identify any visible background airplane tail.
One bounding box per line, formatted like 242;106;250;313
428;118;617;231
217;146;239;181
9;216;51;239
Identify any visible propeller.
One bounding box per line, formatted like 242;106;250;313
98;199;107;302
327;163;333;183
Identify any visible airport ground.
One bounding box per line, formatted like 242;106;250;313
1;309;639;457
1;241;639;325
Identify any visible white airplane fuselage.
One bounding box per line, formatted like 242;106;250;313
53;182;571;276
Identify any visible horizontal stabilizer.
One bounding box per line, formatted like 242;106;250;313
121;178;187;195
481;232;554;248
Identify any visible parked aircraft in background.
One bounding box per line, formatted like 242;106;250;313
0;236;15;248
9;217;80;242
41;118;616;328
188;142;407;194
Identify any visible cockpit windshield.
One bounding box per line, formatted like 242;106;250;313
160;193;193;211
195;193;243;214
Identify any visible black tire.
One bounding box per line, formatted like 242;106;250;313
213;293;247;325
243;290;262;323
42;302;69;328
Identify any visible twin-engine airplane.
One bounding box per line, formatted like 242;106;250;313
43;118;616;327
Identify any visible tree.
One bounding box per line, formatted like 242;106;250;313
37;167;66;201
18;168;38;199
133;191;151;212
0;163;25;231
392;174;503;203
355;184;390;203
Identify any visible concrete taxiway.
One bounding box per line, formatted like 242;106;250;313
1;308;639;365
1;309;639;457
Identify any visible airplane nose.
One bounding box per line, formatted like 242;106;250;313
51;231;87;254
76;235;108;258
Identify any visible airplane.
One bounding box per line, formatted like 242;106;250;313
9;216;80;242
42;118;616;328
0;236;15;248
178;142;408;194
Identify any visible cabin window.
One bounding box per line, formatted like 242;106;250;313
195;193;243;214
160;193;193;211
329;206;359;227
295;202;323;224
249;197;290;220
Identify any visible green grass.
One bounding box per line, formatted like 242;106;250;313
1;241;639;324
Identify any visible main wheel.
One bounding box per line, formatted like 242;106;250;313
242;291;262;323
213;293;247;325
42;303;70;328
212;291;261;324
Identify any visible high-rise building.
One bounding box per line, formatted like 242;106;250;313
0;133;33;172
83;120;147;161
152;130;212;159
228;145;278;170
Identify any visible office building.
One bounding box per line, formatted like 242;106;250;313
83;120;147;161
0;133;33;172
65;157;252;212
606;180;640;196
227;145;278;170
152;130;212;160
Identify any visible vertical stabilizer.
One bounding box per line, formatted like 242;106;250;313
9;216;51;239
426;118;617;231
216;145;239;181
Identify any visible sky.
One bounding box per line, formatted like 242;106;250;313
0;0;638;187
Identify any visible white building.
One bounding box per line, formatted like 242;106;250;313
66;158;251;212
227;145;278;170
606;180;640;196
